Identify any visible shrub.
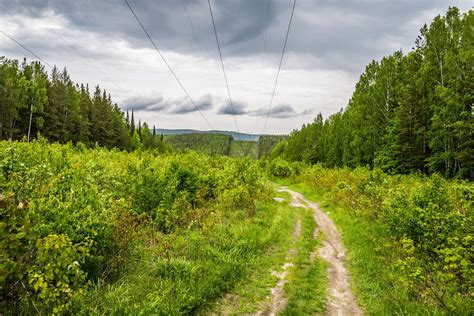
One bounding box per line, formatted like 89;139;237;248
28;234;91;314
268;158;293;177
0;140;268;313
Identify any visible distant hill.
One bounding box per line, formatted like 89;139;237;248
164;133;232;156
155;128;261;142
162;133;286;159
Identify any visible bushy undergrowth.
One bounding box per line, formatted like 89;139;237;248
265;158;304;178
164;133;232;156
0;139;267;314
292;165;473;312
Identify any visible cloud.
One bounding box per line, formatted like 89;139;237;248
121;95;165;111
168;94;213;114
2;0;470;73
1;0;471;134
120;93;213;114
252;104;306;118
217;100;248;115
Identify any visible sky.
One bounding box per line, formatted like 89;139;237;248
0;0;472;135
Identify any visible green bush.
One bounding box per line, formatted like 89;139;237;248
0;140;267;313
383;176;473;309
283;165;473;312
268;158;293;177
28;234;91;314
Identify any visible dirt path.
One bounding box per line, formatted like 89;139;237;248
277;187;363;316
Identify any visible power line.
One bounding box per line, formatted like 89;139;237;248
207;0;241;135
125;0;214;130
251;0;272;135
261;0;296;135
0;36;35;60
0;31;52;68
245;0;272;155
181;0;207;60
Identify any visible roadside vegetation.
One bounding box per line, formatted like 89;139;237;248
0;138;277;314
269;160;473;314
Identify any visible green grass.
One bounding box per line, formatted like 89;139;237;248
274;179;449;315
206;197;297;314
283;205;328;315
208;189;329;315
78;198;298;315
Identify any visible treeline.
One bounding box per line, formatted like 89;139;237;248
274;8;473;179
0;57;164;151
164;133;232;155
163;133;285;159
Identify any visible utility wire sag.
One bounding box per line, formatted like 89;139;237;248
0;31;53;68
262;0;296;134
125;0;214;130
207;0;241;135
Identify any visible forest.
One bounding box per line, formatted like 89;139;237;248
0;58;166;152
273;7;473;179
0;5;472;316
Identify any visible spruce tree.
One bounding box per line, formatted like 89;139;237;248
130;110;135;135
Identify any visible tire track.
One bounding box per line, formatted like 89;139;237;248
278;187;363;316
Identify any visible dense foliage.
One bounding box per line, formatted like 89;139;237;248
274;8;473;179
278;164;473;313
0;139;267;313
164;133;284;159
229;140;258;158
257;135;286;158
0;58;166;152
164;133;232;156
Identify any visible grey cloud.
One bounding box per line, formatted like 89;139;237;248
3;0;469;73
252;104;303;118
302;109;313;116
121;95;165;111
168;94;213;114
120;94;212;114
217;101;248;115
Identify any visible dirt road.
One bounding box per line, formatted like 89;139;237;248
276;187;363;316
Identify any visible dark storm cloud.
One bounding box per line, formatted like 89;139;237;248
3;0;469;73
217;101;248;115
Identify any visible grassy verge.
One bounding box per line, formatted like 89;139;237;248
205;197;296;314
78;198;297;314
274;178;447;315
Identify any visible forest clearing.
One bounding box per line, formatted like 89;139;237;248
1;2;473;315
1;141;472;314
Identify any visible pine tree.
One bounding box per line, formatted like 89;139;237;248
130;110;135;135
